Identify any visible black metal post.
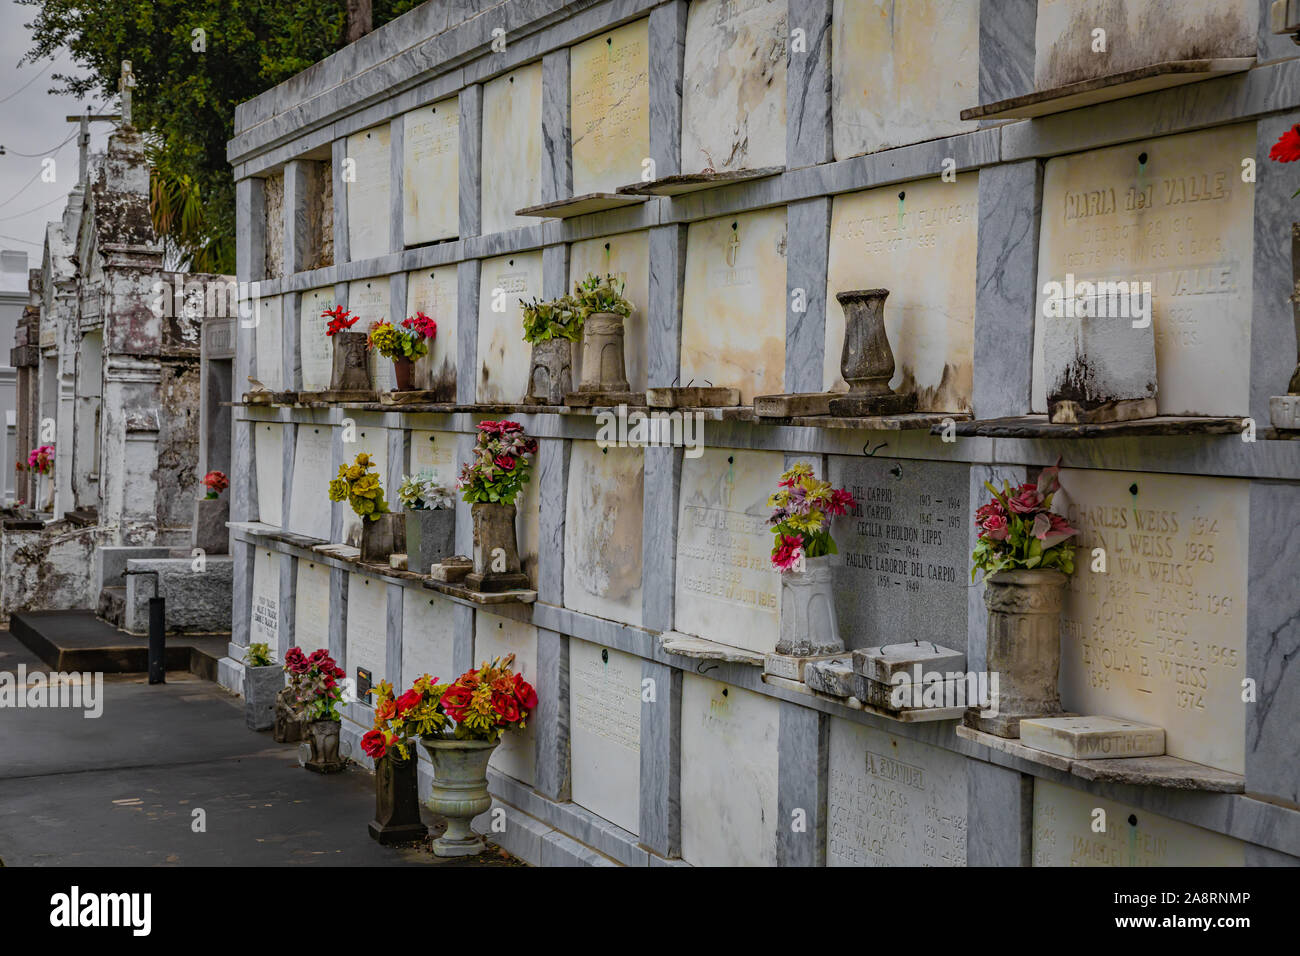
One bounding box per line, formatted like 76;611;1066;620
148;595;166;684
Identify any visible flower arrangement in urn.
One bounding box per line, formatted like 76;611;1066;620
193;470;231;555
572;273;634;396
458;421;538;592
322;305;370;393
521;295;582;403
284;647;348;772
27;445;53;475
766;463;857;659
330;452;404;561
367;312;436;391
362;675;449;844
966;463;1079;738
398;472;456;574
202;470;228;498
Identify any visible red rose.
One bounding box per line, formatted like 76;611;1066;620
376;699;397;722
512;674;538;710
396;689;422;715
360;729;387;760
496;694;521;724
981;514;1010;541
494;455;516;470
1271;125;1300;163
1006;486;1041;515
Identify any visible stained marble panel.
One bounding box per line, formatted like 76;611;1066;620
476;252;543;403
347;124;393;261
569;639;642;835
250;547;280;649
300;286;338;392
401;591;456;690
481;63;544;234
564;442;644;627
345;571;389;692
288;424;333;540
568;231;649;393
294;558;333;651
473;612;538;786
571;20;650;194
408;428;458;484
253;295;284;390
403;96;460;245
405;265;459;396
253;421;283;527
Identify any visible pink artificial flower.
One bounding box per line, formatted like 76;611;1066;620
981;514;1010;541
827;487;856;517
1032;512;1078;548
1006;485;1042;515
771;534;804;572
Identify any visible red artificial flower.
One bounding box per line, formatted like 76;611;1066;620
323;306;361;336
493;454;516;471
402;312;437;339
360;729;388;760
1271;125;1300;163
981;513;1010;541
284;647;308;675
512;674;538;710
395;689;422;715
376;699;397;722
203;471;229;493
772;534;804;572
827;487;856;517
495;694;521;724
1006;485;1042;515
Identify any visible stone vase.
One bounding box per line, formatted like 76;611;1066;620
466;502;529;592
192;496;230;555
360;511;406;563
330;331;372;391
524;337;572;405
393;356;416;391
274;684;303;743
964;569;1068;738
775;555;843;657
405;507;456;576
305;718;345;773
243;664;283;731
577;311;631;393
828;289;916;416
420;736;499;857
369;752;428;845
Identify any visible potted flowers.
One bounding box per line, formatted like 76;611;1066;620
398;471;456;575
521;295;581;404
285;646;347;773
28;444;53;512
573;273;633;395
193;469;230;555
329;452;405;562
418;655;538;857
362;676;448;845
367;312;436;391
457;421;537;592
767;463;857;657
965;463;1078;738
242;641;281;731
323;305;371;392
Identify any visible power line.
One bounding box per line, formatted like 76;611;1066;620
0;139;71;210
0;60;54;106
0;193;68;223
0;232;43;248
3;126;80;159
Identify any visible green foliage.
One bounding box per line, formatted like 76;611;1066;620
327;452;390;520
244;642;274;667
520;294;583;344
573;273;632;318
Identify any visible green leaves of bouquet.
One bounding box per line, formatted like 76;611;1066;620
573;273;632;317
520;295;584;344
328;452;391;521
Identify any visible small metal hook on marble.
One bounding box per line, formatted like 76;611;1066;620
863;441;888;457
697;661;718;675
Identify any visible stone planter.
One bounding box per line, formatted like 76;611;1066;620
393;356;415;391
274;684;303;743
774;555;843;657
405;507;456;576
964;569;1068;738
828;289;916;417
305;718;345;773
243;663;283;731
420;736;499;857
192;496;230;555
466;502;529;592
524;336;572;405
577;311;631;393
369;752;427;845
360;512;406;563
330;331;372;391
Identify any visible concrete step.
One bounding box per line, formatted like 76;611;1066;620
10;609;228;677
96;585;127;629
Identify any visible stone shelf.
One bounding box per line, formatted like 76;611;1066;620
762;672;967;723
780;411;971;431
516;192;647;218
955;724;1244;793
617;166;783;197
937;414;1247;439
659;632;765;667
960;58;1255;121
421;577;537;605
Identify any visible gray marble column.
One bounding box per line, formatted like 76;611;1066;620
385;414;408;507
541;50;572;203
648;0;688;179
459;84;483;239
329;405;347;543
542;242;569;301
1252;110;1300;422
456;259;481;404
979;0;1036;110
282;291;302;391
647;224;687;388
785;197;830;394
775;700;828;866
452;603;475;675
534;626;571;801
389;115;405;254
537;437;571;606
283;160;312;275
280;415;296;534
639;658;681;858
386;582;404;687
973;160;1042;419
785;0;832;169
331;138;351;265
328;566;349;667
454;431;476;558
278;555;297;662
641;444;682;633
966;760;1033;867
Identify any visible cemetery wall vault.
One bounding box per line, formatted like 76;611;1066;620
226;0;1300;867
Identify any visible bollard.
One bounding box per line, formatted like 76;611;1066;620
148;595;166;684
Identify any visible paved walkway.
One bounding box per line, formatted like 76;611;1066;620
0;632;518;866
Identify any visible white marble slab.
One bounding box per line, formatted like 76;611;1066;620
405;265;459;394
680;674;780;866
288;424;334;540
564;442;644;626
571;20;650;194
300;286;338;391
473;612;538;786
253;295;284;390
569;639;642;835
408;428;458;484
481;63;544;234
250;547;280;649
294;558;333;651
347;124;393;261
476;251;543;403
403;96;459;245
401;590;456;690
345;571;388;691
254;422;283;527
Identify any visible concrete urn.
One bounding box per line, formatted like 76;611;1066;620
330;331;372;391
244;664;283;731
405;507;456;576
964;569;1068;738
775;555;843;657
577;311;631;393
524;337;572;405
360;512;406;563
274;684;304;743
828;289;916;416
466;502;529;592
369;753;427;845
192;496;230;555
304;718;345;773
420;737;499;857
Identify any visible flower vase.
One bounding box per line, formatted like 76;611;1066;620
393;356;415;391
964;569;1068;738
828;289;916;417
330;331;372;391
405;508;456;576
577;311;631;393
192;496;230;555
524;337;572;405
774;555;842;657
305;718;345;773
274;684;303;743
466;502;529;592
420;737;499;857
369;753;427;845
360;512;406;563
243;664;283;731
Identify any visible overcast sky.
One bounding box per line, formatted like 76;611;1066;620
0;1;114;273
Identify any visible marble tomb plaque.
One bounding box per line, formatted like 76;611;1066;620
405;265;459;397
340;421;388;548
401;591;456;690
831;0;979;160
476;252;543;403
681;0;787;174
827;718;968;866
564;442;644;627
825;174;978;412
408;428;458;483
250;548;280;649
571;21;650;194
294;559;333;650
346;124;392;261
1032;778;1246;866
253;422;283;527
288;423;333;540
1032;124;1255;416
474;613;538;786
680;208;787;403
481;63;543;234
568;231;649;392
1056;468;1248;774
402;96;459;245
348;278;394;392
345;571;388;691
253;295;284;391
674;448;784;654
569;639;642;835
299;286;337;391
680;674;780;866
827;456;969;650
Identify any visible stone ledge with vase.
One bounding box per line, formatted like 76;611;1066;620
368;311;438;400
242;641;282;731
456;420;538;593
319;305;376;402
193;469;230;555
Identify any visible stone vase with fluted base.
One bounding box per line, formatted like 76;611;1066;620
828;289;916;417
524;337;572;405
420;737;499;857
305;718;345;773
466;502;529;592
577;312;631;393
369;753;427;845
775;555;842;657
964;569;1068;738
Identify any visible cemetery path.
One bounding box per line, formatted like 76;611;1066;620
0;632;518;867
